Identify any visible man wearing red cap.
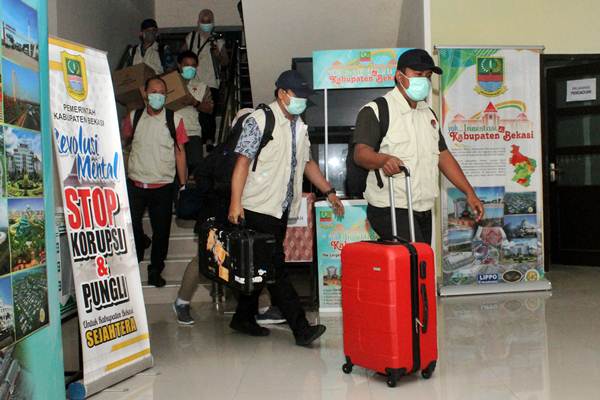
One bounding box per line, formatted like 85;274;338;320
352;48;484;242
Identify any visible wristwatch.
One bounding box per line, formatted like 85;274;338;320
324;188;336;197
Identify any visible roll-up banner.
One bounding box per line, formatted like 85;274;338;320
437;46;551;296
49;37;152;397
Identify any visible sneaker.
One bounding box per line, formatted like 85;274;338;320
255;306;286;325
173;302;195;325
295;324;326;347
230;318;270;337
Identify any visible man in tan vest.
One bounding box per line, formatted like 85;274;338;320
122;77;188;287
228;70;344;346
353;49;484;243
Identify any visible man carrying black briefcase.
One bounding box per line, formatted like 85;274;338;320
227;70;344;346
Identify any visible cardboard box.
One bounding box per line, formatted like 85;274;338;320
161;71;194;111
113;63;155;109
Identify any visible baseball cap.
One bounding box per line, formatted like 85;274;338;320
141;18;158;31
397;49;443;74
276;70;315;98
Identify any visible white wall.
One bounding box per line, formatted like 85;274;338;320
242;0;420;104
155;0;242;28
397;0;424;49
48;0;155;70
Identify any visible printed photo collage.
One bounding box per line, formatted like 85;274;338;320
0;0;49;350
444;186;541;286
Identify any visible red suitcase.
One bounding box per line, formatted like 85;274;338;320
341;168;438;387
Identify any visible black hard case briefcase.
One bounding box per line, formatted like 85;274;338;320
198;219;276;295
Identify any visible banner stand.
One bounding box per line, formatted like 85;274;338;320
436;46;550;297
439;280;551;297
49;37;153;399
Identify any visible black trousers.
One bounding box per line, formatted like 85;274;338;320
185;135;204;175
198;87;219;143
128;181;174;275
233;209;309;334
367;205;433;244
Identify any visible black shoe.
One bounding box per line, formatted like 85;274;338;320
148;272;166;288
230;319;270;337
295;324;326;347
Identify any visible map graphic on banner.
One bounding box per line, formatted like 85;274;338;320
439;48;546;291
312;48;409;89
49;37;152;396
315;200;377;311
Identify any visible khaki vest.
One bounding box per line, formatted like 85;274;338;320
364;87;440;212
132;42;163;75
178;78;207;138
242;101;311;219
127;109;183;184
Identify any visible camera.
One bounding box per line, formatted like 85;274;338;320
208;32;224;43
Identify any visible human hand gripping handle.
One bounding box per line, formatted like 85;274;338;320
382;155;404;177
228;202;245;225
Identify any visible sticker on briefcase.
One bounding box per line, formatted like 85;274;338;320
207;228;230;282
219;265;229;282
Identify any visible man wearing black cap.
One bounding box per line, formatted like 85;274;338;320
352;48;484;242
227;70;344;345
122;18;175;74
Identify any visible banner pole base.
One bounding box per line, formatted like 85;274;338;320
438;279;552;297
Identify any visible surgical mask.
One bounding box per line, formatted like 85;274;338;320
199;23;214;33
285;95;307;115
148;93;166;110
400;73;431;102
181;66;196;80
142;30;157;43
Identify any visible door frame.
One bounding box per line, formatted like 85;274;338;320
541;54;600;269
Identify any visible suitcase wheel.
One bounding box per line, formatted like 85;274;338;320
384;368;406;388
421;361;437;380
386;376;397;388
342;357;353;374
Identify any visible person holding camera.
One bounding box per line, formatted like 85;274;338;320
184;9;229;145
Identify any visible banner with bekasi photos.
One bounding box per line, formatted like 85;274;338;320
49;37;152;397
438;47;549;295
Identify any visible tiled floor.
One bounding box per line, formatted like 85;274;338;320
88;265;600;400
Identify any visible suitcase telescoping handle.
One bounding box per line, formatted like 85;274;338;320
388;166;415;243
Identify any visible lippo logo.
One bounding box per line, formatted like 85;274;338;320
477;273;499;284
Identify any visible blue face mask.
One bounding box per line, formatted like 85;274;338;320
199;23;214;33
181;66;196;80
401;73;431;102
285;95;307;115
148;93;166;110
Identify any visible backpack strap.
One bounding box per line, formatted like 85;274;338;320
129;45;139;67
372;97;389;189
251;104;275;172
158;42;166;69
190;30;197;52
165;109;180;151
131;108;145;138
